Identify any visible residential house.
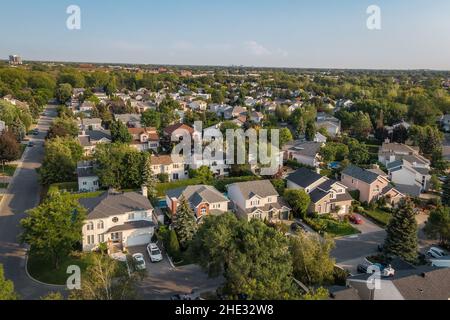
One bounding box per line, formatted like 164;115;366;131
283;141;323;168
163;123;194;141
346;263;450;300
77;118;103;131
80;190;156;251
114;113;142;128
150;155;188;181
250;111;264;124
314;132;327;143
188;100;208;111
341;165;404;205
224;106;247;120
227;180;291;222
78;101;95;113
77;161;100;192
316;112;341;137
378;143;431;169
78;130;112;156
166;185;229;221
385;121;411;135
387;159;431;194
287;168;353;215
128;127;159;152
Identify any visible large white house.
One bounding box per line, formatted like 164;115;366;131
227;180;291;222
80;190;155;252
151;155;188;181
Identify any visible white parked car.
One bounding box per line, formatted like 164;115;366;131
147;243;163;263
132;253;146;270
427;247;447;259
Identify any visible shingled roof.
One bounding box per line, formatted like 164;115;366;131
342;165;381;184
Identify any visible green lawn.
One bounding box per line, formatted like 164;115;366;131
0;165;18;177
156;178;203;197
364;209;392;227
0;183;8;189
27;251;93;285
305;217;360;238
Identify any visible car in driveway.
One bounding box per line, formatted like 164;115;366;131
132;253;147;271
349;214;363;225
147;243;163;263
291;222;308;233
427;247;447;259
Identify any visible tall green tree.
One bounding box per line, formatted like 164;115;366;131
39;137;83;185
173;196;198;249
383;200;418;263
190;214;300;300
424;206;450;248
47;117;78;139
442;175;450;207
279;128;293;148
141;109;161;129
20;192;87;269
0;130;21;171
55;83;73;104
142;154;158;199
0;264;19;300
69;254;139;300
284;189;310;219
290;233;335;286
110;120;132;144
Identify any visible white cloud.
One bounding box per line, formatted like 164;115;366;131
244;41;272;56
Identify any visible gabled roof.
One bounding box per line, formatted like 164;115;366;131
163;123;194;136
80;191;154;220
342;165;381;184
287;168;323;188
167;185;228;207
228;180;279;200
286;141;322;158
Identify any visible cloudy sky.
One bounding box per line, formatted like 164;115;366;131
1;0;450;69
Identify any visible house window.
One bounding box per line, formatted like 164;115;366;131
173;164;179;169
173;173;179;180
86;222;94;231
112;217;119;223
267;197;272;203
111;233;120;241
141;211;148;219
83;182;87;186
201;208;207;215
87;235;94;245
128;213;135;220
97;220;104;229
98;234;104;243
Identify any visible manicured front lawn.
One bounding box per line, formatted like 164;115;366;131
305;217;360;237
364;209;392;227
27;251;92;285
0;165;18;177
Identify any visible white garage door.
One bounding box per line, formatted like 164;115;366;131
126;233;152;247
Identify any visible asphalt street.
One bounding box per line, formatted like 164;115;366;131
0;104;60;299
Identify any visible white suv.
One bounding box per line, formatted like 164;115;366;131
427;247;446;259
147;243;163;263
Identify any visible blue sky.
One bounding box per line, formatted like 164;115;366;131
1;0;450;69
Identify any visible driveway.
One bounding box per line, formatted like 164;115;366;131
129;245;223;300
332;218;386;275
0;104;61;299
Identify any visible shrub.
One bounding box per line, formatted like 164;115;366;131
157;173;169;183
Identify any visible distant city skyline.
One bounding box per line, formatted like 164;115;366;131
1;0;450;70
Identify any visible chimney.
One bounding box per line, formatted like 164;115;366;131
141;186;148;198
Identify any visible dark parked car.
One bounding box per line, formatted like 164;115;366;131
357;262;372;274
291;222;308;233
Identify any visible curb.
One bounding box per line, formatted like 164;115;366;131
24;249;66;289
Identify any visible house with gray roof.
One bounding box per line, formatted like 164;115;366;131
80;189;155;251
166;185;229;221
347;264;450;300
378;142;430;169
227;180;291;222
341;165;405;205
287;168;353;216
78;130;112;156
114;113;142;128
283;140;323;168
387;159;431;193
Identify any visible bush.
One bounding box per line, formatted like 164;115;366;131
157;173;169;183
